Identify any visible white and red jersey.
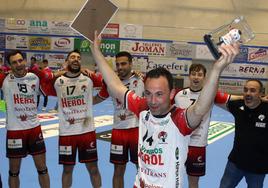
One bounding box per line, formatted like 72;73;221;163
2;73;40;130
54;73;98;136
98;74;144;129
126;91;192;188
174;88;229;147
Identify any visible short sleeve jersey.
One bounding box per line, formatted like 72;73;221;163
54;73;98;136
2;72;40;130
174;88;229;146
126;91;193;188
98;74;144;129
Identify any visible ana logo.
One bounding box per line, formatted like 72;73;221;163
55;38;71;47
158;131;167;142
30;20;48;27
258;114;265;121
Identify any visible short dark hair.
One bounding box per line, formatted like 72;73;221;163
6;50;24;64
67;49;81;60
246;79;264;93
145;67;173;90
116;51;132;63
30;56;37;61
189;64;207;76
42;59;48;63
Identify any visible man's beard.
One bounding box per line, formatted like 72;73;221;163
68;64;81;73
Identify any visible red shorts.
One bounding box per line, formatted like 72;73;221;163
6;125;46;158
110;127;138;164
185;146;206;176
59;131;98;165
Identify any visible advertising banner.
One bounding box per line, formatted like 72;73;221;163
166;42;194;58
29;37;51;51
102;23;119;38
6;35;28;50
51;37;74;52
5;18;28;33
145;56;191;75
120;40;167;56
28;20;50;34
222;63;268;79
248;47;268;63
119;24;143;39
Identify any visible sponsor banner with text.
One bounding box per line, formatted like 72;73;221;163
145;57;191;75
45;53;67;69
51;37;74;52
120;40;167;56
74;38;91;53
28;20;50;34
222;63;268;79
6;35;28;50
5;18;28;33
248;47;268;63
218;79;245;94
50;20;78;36
102;23;119;38
100;39;120;56
166;42;195;58
119;24;143;39
29;36;51;51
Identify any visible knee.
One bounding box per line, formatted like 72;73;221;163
63;166;74;175
37;167;48;175
114;165;126;175
9;170;20;177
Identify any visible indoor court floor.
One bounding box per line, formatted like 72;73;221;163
0;96;267;188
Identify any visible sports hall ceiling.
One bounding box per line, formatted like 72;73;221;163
0;0;268;46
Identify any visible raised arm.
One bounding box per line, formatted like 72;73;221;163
187;43;240;128
90;31;128;104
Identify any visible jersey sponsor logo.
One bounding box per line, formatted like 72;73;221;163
13;94;35;104
110;144;123;155
258;114;265;121
8;139;23;149
158;131;167;143
255;122;266;128
140;167;167;178
139;177;162;188
61;97;86;107
138;149;164;166
59;146;72;155
175;161;180;188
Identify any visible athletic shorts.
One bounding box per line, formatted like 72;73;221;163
59;131;98;165
6;125;46;158
110;127;138;164
185;146;206;176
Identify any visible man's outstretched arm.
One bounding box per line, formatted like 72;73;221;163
187;43;240;128
90;31;127;104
